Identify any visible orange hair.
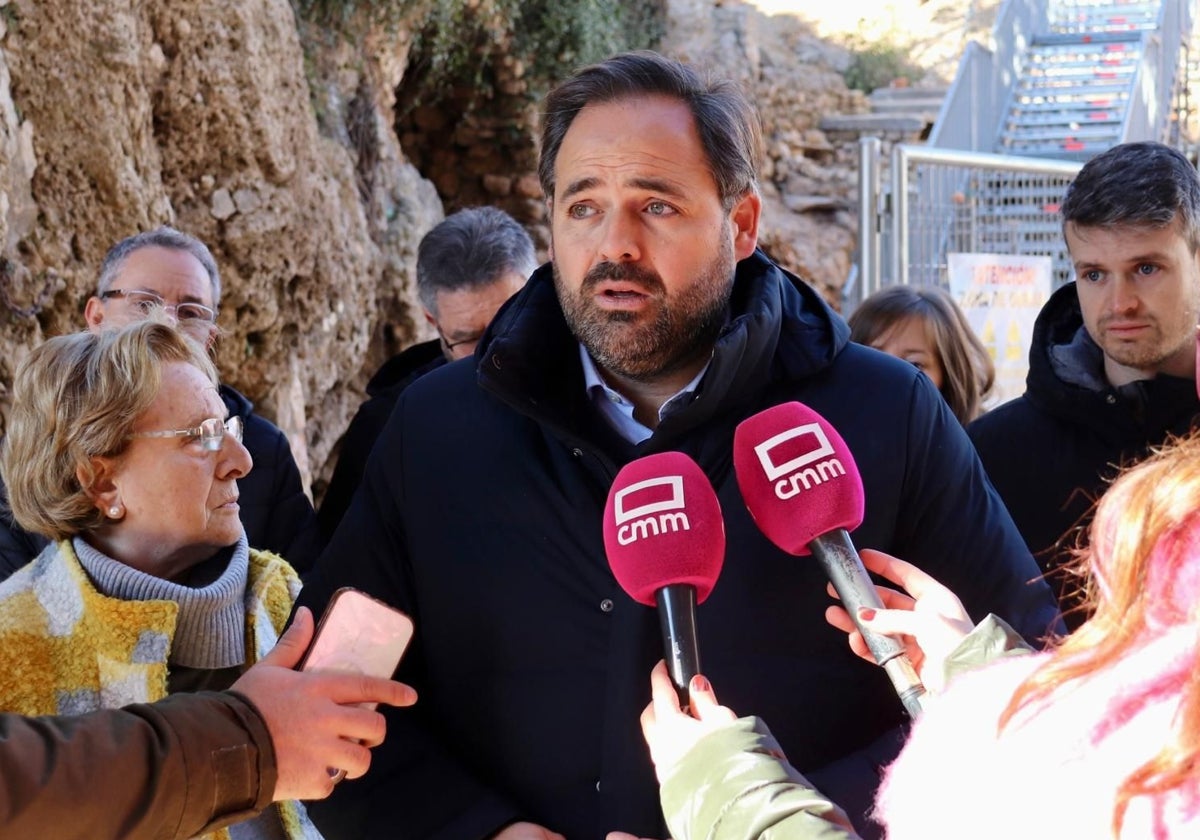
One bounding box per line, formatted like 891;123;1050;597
1000;432;1200;834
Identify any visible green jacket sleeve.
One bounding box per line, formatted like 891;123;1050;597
660;716;861;840
657;616;1035;840
940;612;1034;686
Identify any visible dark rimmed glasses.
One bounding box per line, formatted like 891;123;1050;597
436;324;484;355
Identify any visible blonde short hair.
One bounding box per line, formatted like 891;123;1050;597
1;321;217;540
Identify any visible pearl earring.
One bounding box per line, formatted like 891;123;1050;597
108;506;121;518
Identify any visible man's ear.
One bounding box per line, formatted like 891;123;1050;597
545;199;555;261
83;296;106;331
423;308;437;327
729;191;761;261
77;456;119;514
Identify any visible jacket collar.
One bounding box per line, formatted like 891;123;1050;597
367;338;445;396
475;249;846;450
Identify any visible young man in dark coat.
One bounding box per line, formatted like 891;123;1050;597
317;206;533;545
0;226;319;578
969;142;1200;628
298;51;1061;840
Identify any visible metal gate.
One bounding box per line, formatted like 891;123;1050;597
854;139;1082;308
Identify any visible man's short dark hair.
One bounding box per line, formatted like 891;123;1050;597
97;225;222;304
538;50;762;210
1061;141;1200;252
416;207;536;314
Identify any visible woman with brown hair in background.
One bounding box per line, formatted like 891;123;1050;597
849;285;995;425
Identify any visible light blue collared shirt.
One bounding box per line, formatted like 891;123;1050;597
580;344;710;444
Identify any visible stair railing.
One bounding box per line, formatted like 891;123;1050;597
927;0;1048;153
1123;0;1192;143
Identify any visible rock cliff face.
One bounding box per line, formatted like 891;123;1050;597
0;0;873;499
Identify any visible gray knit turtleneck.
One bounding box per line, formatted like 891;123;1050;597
73;534;249;669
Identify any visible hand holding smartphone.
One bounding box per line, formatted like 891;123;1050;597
297;587;415;711
297;588;415;783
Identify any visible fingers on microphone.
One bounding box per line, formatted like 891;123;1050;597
824;603;856;634
687;674;717;711
689;674;737;725
860;549;946;600
648;661;681;712
827;605;896;665
847;631;876;663
825;581;912;611
639;700;657;733
857;605;921;639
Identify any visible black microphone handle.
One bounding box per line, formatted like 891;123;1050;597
655;584;701;707
809;529;926;718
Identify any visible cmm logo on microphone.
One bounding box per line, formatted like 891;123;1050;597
613;475;691;545
753;422;846;500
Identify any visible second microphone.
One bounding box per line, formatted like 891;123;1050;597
602;451;725;706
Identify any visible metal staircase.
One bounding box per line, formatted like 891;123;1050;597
856;0;1199;299
900;0;1196;289
997;2;1164;159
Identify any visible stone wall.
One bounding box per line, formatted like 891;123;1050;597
0;0;875;499
0;0;443;494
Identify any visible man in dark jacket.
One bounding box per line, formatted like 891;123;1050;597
0;226;319;578
969;142;1200;628
317;207;534;544
298;52;1061;840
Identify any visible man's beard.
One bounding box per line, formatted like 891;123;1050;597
1097;310;1197;372
554;237;735;382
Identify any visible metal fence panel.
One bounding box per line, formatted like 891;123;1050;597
863;145;1082;300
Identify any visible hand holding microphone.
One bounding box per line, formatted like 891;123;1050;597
733;401;927;717
639;662;736;784
603;452;725;706
825;548;975;693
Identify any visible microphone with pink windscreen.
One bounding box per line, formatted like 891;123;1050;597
603;451;725;704
734;401;925;717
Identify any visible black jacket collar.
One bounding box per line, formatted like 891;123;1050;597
474;249;846;453
366;339;445;397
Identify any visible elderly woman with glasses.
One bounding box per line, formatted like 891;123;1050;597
0;320;322;839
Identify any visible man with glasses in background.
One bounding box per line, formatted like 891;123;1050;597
317;206;534;544
0;225;319;579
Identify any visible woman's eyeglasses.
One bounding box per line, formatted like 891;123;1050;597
128;416;244;452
